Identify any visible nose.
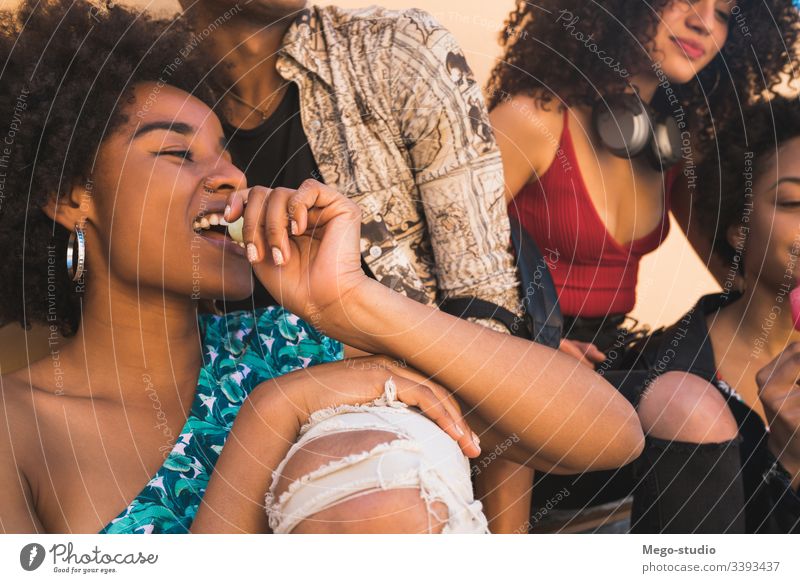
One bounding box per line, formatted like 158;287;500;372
685;0;717;36
203;159;247;194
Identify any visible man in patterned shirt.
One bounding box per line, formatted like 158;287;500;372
177;0;529;531
178;0;523;330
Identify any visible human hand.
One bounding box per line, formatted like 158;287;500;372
224;179;370;324
558;339;606;368
258;355;481;458
756;343;800;487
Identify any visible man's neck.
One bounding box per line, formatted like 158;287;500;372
189;7;298;109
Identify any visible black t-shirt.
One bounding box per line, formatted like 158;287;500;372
223;83;319;193
221;82;371;311
222;83;317;310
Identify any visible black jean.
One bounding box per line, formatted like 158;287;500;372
530;316;746;533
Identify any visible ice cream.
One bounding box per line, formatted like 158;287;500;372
226;216;244;243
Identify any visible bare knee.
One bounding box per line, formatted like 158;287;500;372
638;372;738;443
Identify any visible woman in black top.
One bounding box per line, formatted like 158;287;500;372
634;97;800;532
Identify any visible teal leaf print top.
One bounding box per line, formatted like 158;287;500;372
100;307;343;534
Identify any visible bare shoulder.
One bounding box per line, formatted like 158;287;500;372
491;94;564;148
490;93;565;184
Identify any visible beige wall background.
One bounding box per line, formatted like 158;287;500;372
0;0;719;372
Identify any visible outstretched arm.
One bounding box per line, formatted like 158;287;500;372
191;357;477;533
233;180;645;475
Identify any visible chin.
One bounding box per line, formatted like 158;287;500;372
660;63;700;85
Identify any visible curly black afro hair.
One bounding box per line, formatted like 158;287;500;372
0;0;218;336
486;0;799;153
695;96;800;270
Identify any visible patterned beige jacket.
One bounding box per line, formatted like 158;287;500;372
276;5;522;330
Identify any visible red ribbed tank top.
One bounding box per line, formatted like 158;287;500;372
509;109;678;318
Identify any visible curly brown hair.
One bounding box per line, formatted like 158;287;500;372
0;0;216;336
486;0;799;150
695;97;800;269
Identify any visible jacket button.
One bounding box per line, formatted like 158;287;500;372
369;245;383;258
309;119;322;132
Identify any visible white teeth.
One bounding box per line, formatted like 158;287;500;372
192;220;201;231
199;217;211;229
208;214;219;226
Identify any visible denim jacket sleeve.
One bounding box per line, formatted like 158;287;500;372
389;10;522;332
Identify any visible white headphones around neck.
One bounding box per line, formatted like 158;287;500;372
591;93;682;171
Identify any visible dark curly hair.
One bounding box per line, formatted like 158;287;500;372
0;0;217;336
695;97;800;269
486;0;799;151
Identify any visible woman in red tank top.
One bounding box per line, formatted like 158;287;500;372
479;0;798;533
489;0;794;361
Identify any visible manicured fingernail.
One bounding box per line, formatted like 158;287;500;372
290;219;298;236
454;425;465;438
246;243;258;263
224;205;231;221
272;247;284;266
471;432;481;449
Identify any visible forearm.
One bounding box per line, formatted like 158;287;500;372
191;382;301;533
331;280;644;471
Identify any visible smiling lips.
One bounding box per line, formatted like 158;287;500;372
671;36;706;60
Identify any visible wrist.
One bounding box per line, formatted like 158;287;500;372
318;278;398;353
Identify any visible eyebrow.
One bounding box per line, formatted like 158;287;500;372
132;121;195;140
131;121;231;156
766;176;800;191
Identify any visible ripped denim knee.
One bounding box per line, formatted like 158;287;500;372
265;403;488;534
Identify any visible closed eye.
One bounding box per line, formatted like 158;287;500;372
157;150;195;162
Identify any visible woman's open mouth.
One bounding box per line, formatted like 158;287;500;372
192;212;247;257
